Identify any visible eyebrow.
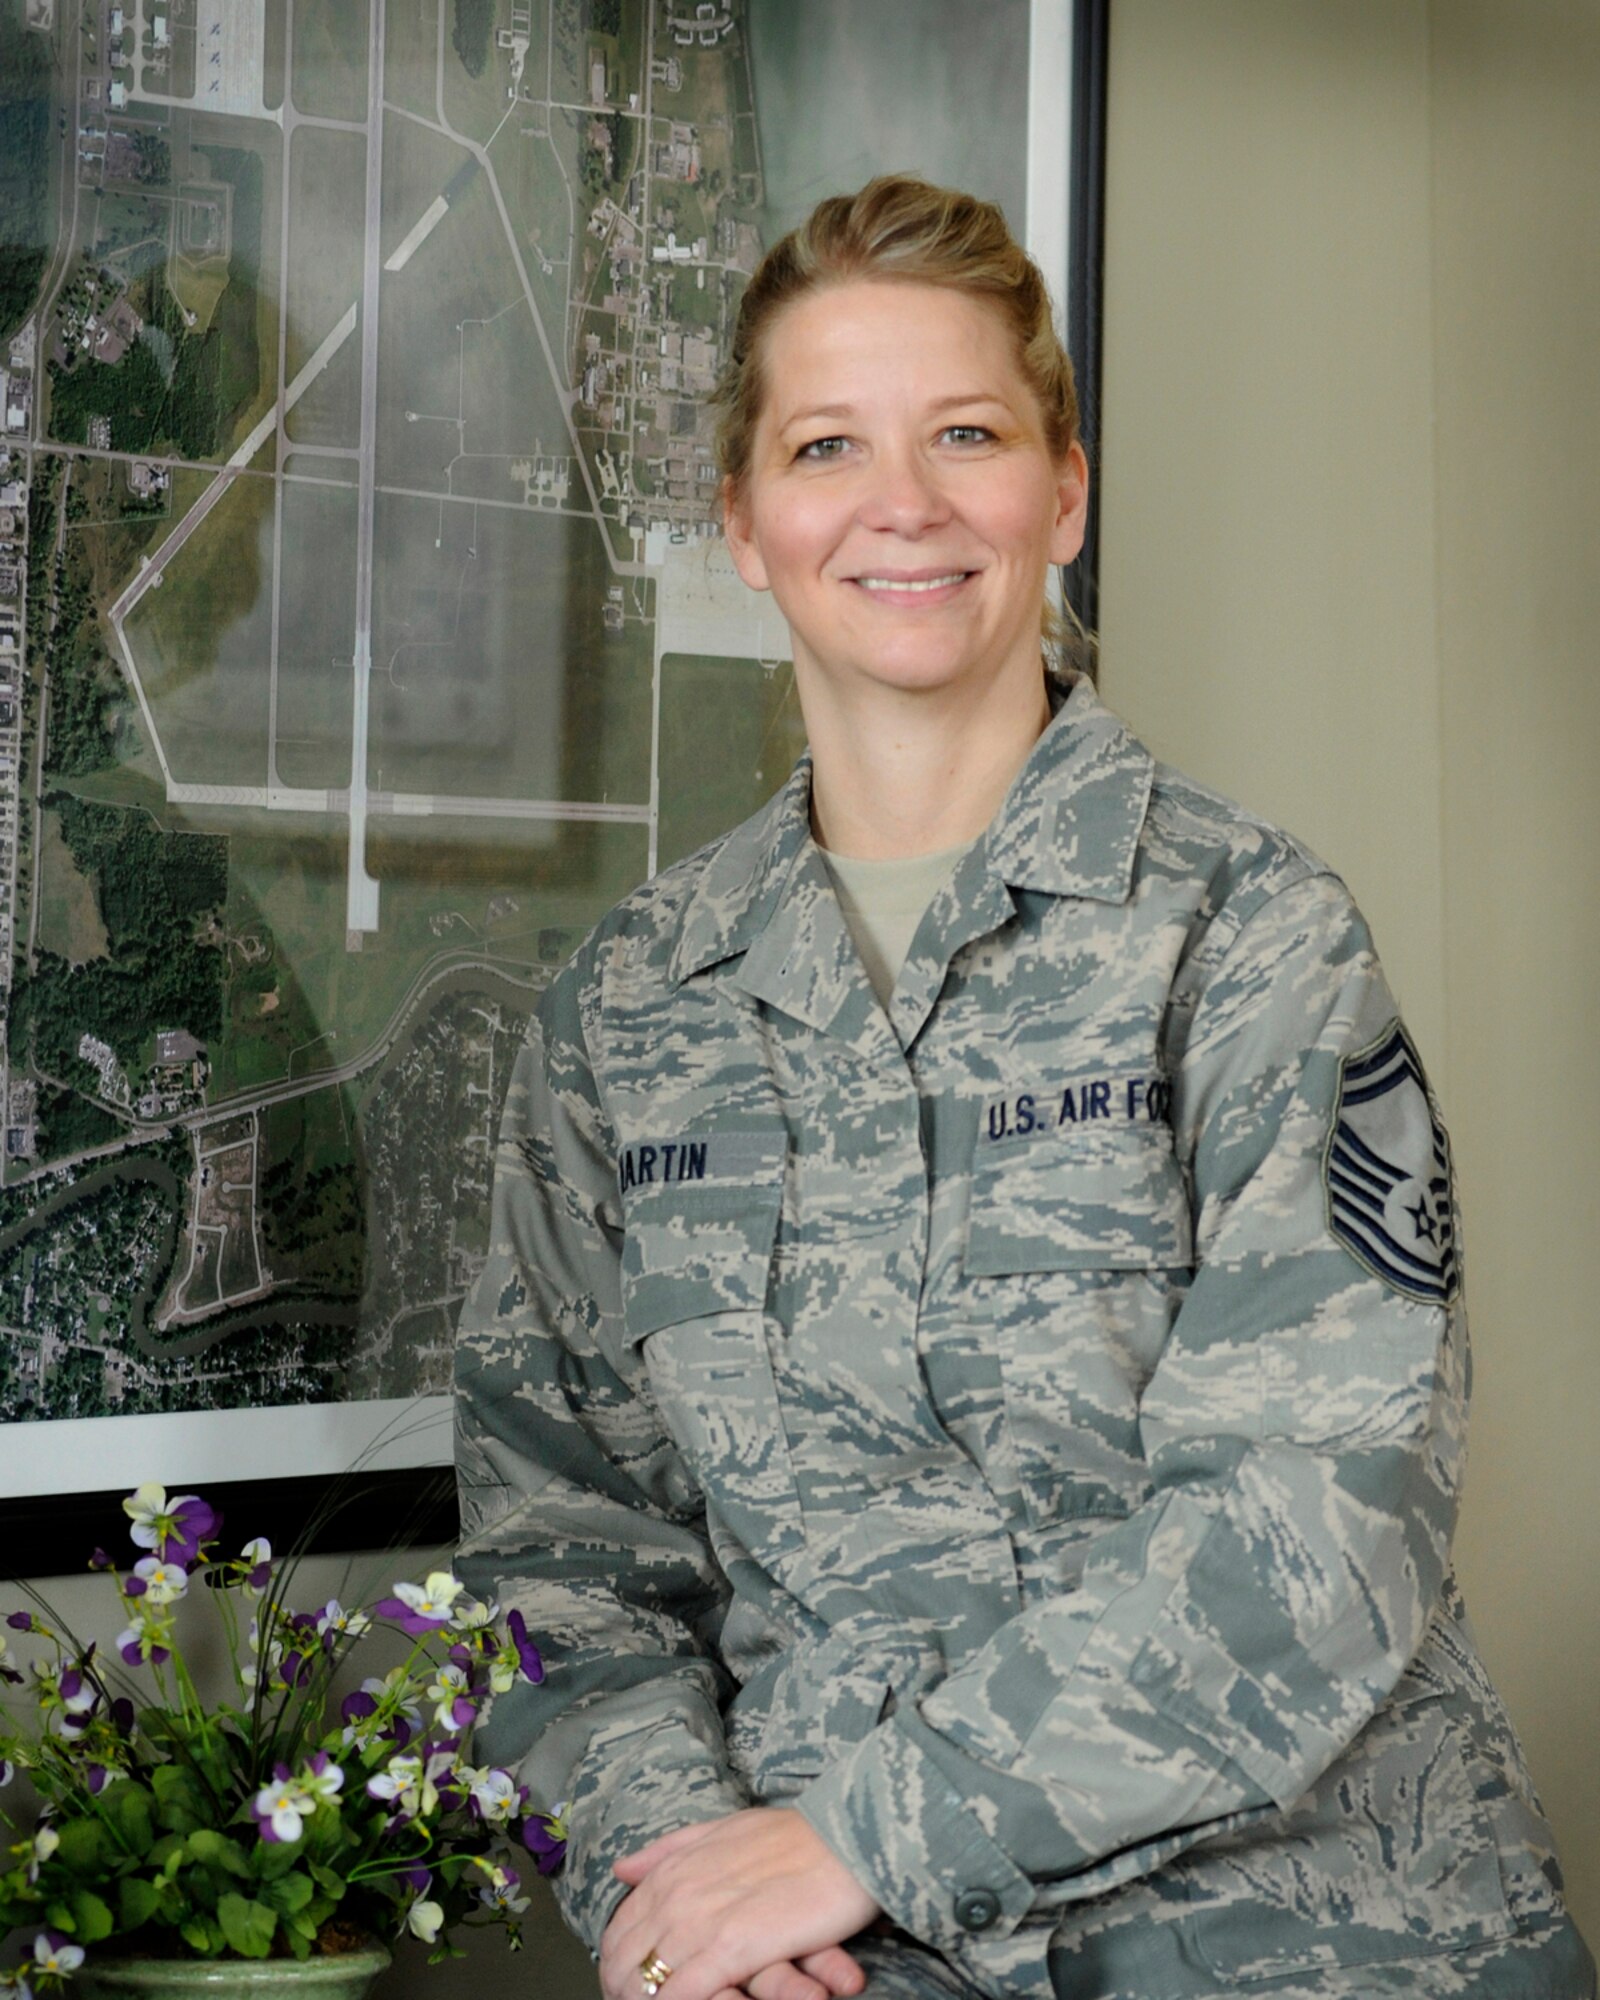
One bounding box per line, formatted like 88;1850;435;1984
777;392;1014;432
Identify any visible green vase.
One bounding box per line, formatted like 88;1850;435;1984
71;1946;392;2000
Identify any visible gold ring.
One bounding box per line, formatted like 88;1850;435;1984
640;1953;673;1996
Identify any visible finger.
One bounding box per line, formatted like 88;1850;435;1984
616;1817;722;1880
603;1943;683;2000
598;1896;657;1997
796;1947;866;1997
745;1963;829;2000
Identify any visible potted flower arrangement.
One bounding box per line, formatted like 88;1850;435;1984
0;1486;564;2000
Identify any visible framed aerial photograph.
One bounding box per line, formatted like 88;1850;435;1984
0;0;1108;1569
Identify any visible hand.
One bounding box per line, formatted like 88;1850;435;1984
599;1808;881;2000
740;1949;868;2000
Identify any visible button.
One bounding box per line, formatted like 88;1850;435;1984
953;1888;1001;1933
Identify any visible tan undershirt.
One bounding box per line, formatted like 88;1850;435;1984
818;840;974;1010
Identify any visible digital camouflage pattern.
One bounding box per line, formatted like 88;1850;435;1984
455;676;1593;1999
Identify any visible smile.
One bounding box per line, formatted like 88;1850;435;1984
852;572;972;594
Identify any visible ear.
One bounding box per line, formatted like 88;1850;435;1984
722;477;771;593
1047;441;1090;568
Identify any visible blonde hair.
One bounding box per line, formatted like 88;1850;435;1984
713;175;1094;673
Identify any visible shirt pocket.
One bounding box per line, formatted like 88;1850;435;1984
964;1126;1194;1525
1177;1685;1514;1983
965;1122;1194;1275
620;1149;802;1559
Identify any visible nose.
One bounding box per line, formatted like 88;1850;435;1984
855;444;951;537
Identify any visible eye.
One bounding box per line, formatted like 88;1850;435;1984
796;435;850;461
941;424;995;446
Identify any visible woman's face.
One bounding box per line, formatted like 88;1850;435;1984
723;279;1088;712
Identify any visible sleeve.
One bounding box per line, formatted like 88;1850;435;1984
453;963;749;1953
792;870;1469;1950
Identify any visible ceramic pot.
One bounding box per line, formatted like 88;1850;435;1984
71;1945;391;2000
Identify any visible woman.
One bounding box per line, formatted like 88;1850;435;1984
454;179;1594;2000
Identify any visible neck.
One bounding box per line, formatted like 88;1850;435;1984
802;656;1053;860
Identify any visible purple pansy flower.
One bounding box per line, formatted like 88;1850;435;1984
375;1571;462;1637
507;1609;544;1683
130;1557;188;1605
250;1756;338;1844
423;1663;476;1735
251;1764;309;1844
239;1537;273;1592
520;1806;567;1877
116;1615;170;1668
53;1664;98;1738
122;1484;219;1567
32;1931;84;1977
468;1769;523;1826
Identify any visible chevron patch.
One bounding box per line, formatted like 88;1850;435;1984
1325;1023;1458;1306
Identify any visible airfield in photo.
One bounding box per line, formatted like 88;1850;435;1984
0;0;1050;1446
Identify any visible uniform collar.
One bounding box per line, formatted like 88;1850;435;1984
667;671;1155;990
985;671;1155;899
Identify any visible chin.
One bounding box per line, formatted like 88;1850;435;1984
849;652;973;695
861;635;1024;698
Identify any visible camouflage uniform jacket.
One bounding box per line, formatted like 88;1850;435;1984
455;674;1581;1998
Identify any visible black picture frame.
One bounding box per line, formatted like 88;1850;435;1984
6;1468;461;1585
0;1;1111;1577
1066;0;1111;636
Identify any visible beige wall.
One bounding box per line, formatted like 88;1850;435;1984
1100;0;1600;1945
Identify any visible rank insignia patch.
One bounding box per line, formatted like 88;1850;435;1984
1325;1023;1458;1305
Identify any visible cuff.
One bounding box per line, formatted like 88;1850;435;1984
554;1733;750;1954
793;1710;1034;1951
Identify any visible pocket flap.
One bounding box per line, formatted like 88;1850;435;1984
620;1133;785;1339
966;1128;1193;1274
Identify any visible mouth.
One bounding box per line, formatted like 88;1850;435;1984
848;570;975;600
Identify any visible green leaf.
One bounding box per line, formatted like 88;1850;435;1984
54;1817;109;1877
118;1877;161;1931
99;1784;155;1857
179;1918;220;1955
151;1764;209;1834
70;1890;114;1944
254;1837;302;1881
185;1866;220;1913
262;1871;313;1917
217;1892;277;1960
0;1891;37;1934
308;1862;346;1902
185;1829;251;1879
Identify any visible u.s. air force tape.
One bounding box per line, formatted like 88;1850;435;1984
1324;1022;1458;1305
